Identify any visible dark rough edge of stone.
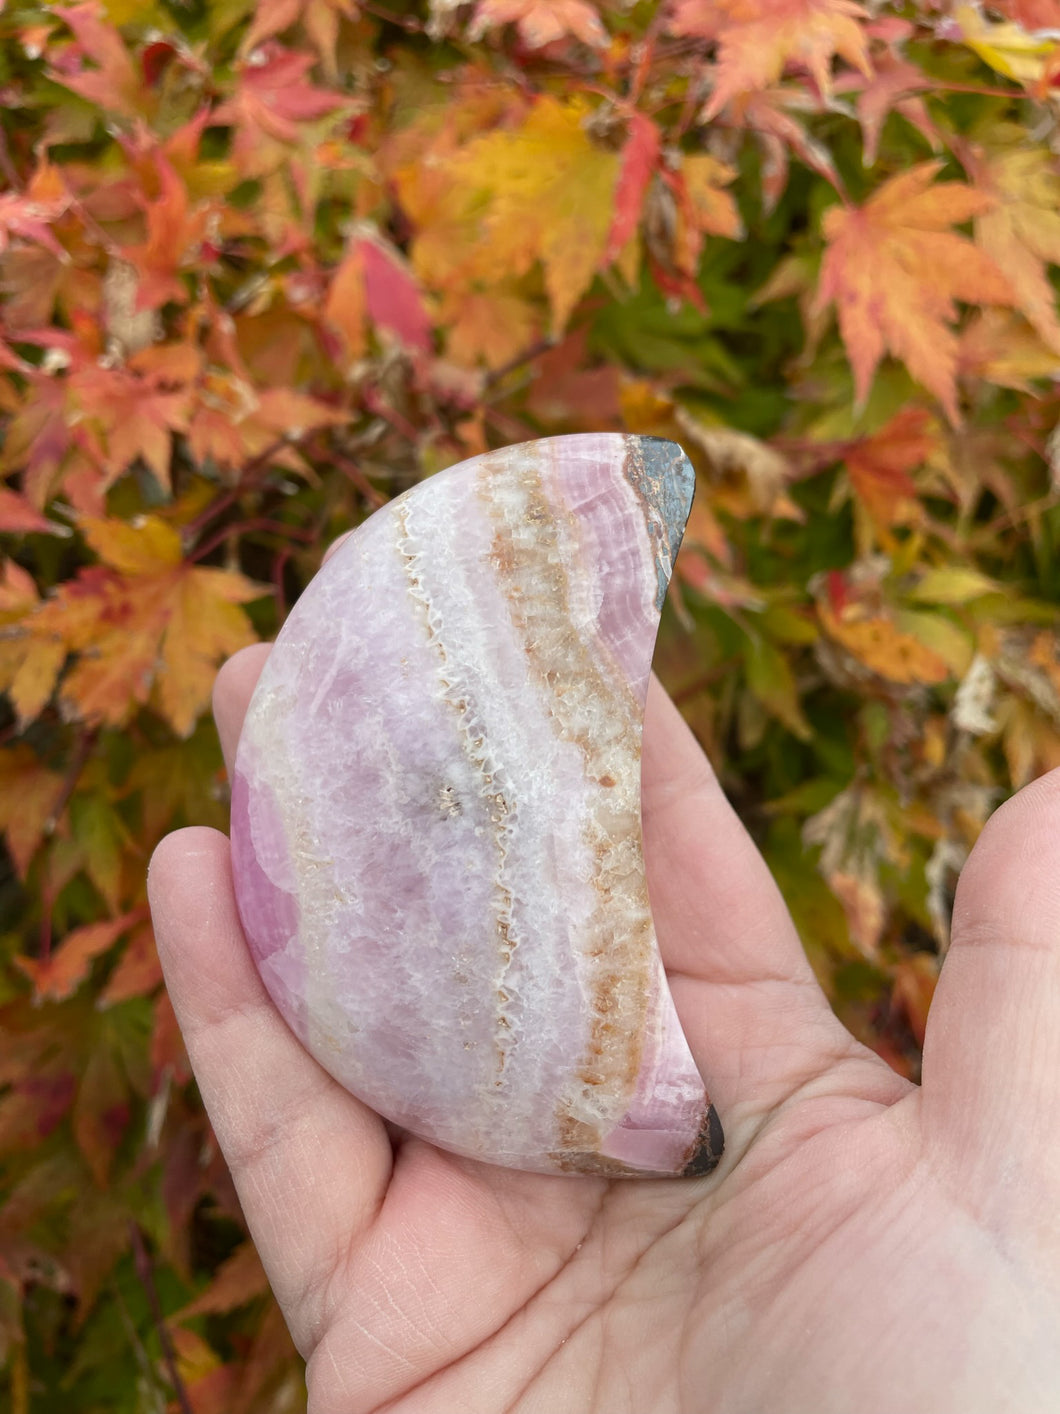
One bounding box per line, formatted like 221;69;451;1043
623;436;696;610
681;1104;725;1178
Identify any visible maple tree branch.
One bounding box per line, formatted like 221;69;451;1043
360;1;425;32
46;729;97;837
190;517;319;565
361;386;422;445
326;448;388;507
129;1223;194;1414
0;125;21;191
483;336;555;392
629;8;667;105
182;437;301;540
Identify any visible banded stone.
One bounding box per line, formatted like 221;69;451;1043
230;433;722;1177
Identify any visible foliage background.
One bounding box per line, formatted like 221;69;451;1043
1;0;1059;1407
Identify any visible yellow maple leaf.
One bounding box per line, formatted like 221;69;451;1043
453;96;620;332
952;4;1059;86
670;0;871;117
967;143;1060;354
815;162;1015;422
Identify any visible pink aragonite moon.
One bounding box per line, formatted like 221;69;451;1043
230;433;723;1178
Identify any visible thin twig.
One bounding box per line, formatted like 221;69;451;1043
327;449;388;508
190;516;319;565
182;436;302;540
0;126;21;191
129;1222;195;1414
482;336;554;391
45;728;97;837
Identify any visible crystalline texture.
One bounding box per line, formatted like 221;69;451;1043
230;433;723;1177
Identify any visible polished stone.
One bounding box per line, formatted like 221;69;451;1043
230;433;722;1177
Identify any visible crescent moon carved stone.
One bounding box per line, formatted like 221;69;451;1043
230;432;723;1178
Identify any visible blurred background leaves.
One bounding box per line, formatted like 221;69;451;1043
1;0;1059;1407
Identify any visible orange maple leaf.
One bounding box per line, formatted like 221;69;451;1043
69;364;192;494
18;516;264;736
844;407;937;529
123;158;211;311
470;0;607;49
815;162;1015;422
670;0;872;117
0;744;65;876
666;153;744;279
14;912;142;1003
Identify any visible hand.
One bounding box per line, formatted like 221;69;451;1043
149;635;1060;1414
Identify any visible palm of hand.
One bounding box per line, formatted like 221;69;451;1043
149;642;1060;1414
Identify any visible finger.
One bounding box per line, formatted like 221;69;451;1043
148;827;393;1353
921;767;1060;1212
213;643;271;776
641;677;894;1118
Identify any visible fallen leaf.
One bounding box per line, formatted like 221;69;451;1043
815;162;1015;421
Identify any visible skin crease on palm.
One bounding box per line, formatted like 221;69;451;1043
148;537;1060;1414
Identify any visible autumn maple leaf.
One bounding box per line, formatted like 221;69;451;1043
843;407;937;530
469;0;607;49
123;158;210;311
14;516;265;737
211;44;348;176
242;0;358;78
454;96;620;331
815;162;1015;422
325;233;433;363
670;0;872;117
964;142;1060;354
51;4;145;119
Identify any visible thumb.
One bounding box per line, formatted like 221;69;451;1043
921;768;1060;1221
